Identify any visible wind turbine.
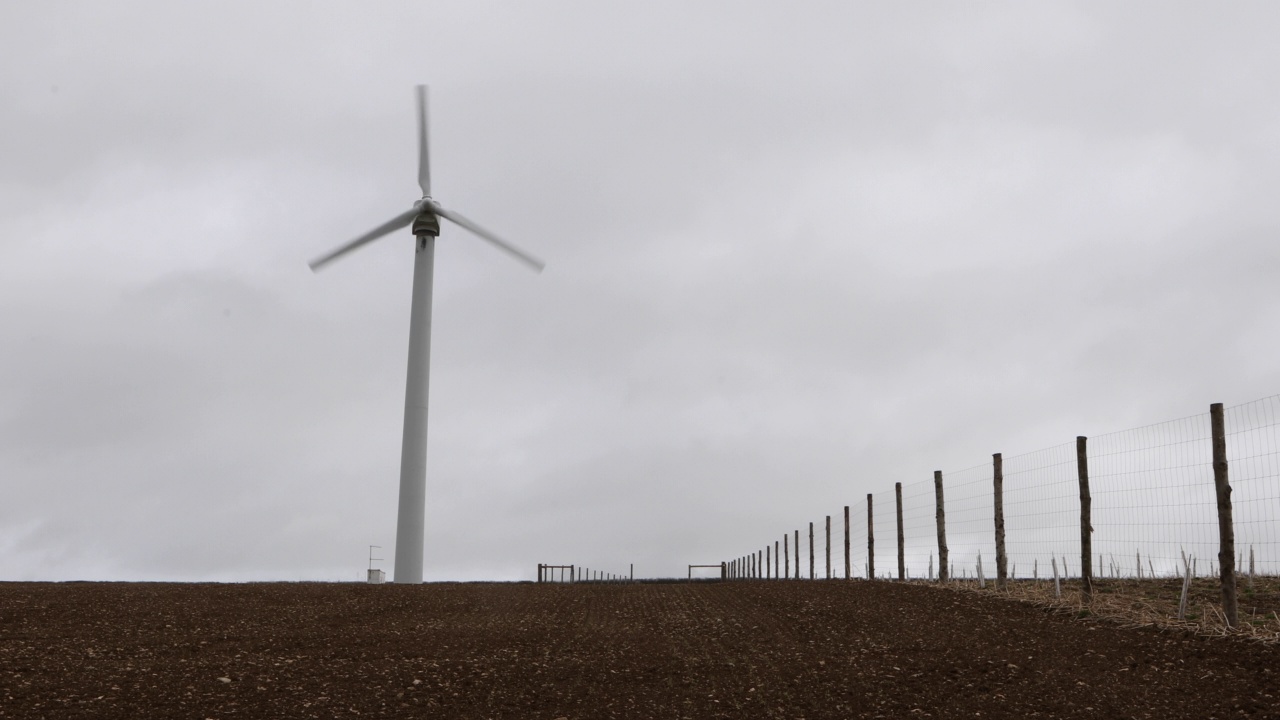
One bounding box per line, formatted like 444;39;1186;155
309;85;544;584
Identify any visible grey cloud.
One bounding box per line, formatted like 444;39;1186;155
3;2;1279;581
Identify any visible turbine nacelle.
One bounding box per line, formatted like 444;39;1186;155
412;197;443;235
411;205;441;238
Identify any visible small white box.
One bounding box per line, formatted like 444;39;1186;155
367;569;385;584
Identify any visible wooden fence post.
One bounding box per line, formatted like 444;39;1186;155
844;505;851;580
1211;402;1238;627
895;482;905;581
809;522;815;579
934;471;949;582
784;533;790;579
1077;436;1092;600
721;561;726;580
766;545;772;579
993;453;1007;590
794;529;800;579
571;565;576;583
825;515;832;580
867;493;875;580
775;540;780;578
538;563;543;583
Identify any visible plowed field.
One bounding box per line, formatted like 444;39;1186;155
2;581;1277;719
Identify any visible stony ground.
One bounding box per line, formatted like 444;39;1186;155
2;580;1278;719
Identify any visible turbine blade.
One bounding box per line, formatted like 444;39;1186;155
430;202;545;272
416;85;430;197
308;207;418;271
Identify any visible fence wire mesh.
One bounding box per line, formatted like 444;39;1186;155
1225;396;1280;577
1001;443;1078;579
1089;413;1214;579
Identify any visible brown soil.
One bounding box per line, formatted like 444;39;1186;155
2;580;1278;719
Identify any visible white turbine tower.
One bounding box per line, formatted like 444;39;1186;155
309;85;544;584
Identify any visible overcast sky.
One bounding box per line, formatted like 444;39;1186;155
3;2;1279;582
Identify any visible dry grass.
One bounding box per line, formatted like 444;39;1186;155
940;575;1280;643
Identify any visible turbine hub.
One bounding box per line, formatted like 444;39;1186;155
411;201;440;237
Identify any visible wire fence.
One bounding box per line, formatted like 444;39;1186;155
728;395;1280;585
536;563;635;583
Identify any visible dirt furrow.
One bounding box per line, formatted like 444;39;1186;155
1;581;1277;719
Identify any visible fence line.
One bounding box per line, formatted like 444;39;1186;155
722;395;1280;627
539;563;635;583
